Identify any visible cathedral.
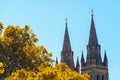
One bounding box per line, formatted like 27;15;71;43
57;12;109;80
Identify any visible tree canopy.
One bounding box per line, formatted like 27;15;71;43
0;23;53;78
5;63;91;80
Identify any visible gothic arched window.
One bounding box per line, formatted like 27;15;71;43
97;75;100;80
102;75;104;80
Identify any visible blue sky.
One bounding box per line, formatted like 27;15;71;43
0;0;119;80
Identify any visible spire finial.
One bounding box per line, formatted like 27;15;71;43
65;18;68;27
104;50;106;54
82;50;83;54
76;56;80;73
91;9;93;17
65;18;67;24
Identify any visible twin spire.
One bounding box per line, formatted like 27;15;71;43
60;10;108;74
63;10;97;53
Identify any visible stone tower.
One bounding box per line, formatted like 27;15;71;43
61;19;80;72
81;11;109;80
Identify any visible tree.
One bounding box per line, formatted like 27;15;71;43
5;63;91;80
0;22;53;78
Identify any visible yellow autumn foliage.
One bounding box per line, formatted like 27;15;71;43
0;62;4;74
5;63;91;80
0;22;53;78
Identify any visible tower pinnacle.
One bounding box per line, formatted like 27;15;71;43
81;51;85;66
103;50;108;67
56;57;58;64
75;56;80;73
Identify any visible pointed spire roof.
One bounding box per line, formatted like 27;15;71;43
62;18;72;52
88;10;98;46
104;50;108;62
56;57;58;64
76;56;80;67
81;51;85;63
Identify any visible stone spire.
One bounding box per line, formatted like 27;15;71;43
86;11;102;66
61;19;74;70
88;10;98;46
62;18;72;53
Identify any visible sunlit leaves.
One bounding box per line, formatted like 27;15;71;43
0;62;4;74
5;69;37;80
5;63;91;80
0;23;53;78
